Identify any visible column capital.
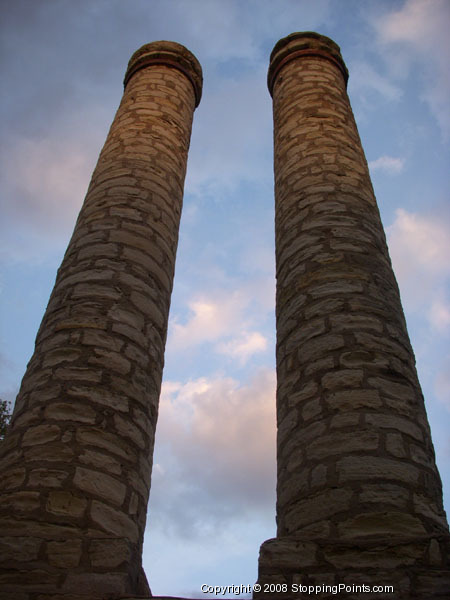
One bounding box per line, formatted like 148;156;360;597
124;40;203;107
268;31;348;96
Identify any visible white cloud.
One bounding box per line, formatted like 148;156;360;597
387;208;450;326
348;61;403;104
169;292;249;350
168;279;274;356
368;155;405;174
373;0;450;138
150;369;276;536
428;298;450;332
435;356;450;410
217;331;268;365
0;127;105;262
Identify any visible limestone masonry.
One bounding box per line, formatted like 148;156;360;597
255;32;450;599
0;32;449;600
0;41;202;599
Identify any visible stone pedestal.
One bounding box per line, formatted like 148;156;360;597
0;41;202;599
255;32;450;598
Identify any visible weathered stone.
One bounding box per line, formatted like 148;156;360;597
28;469;69;488
89;538;131;567
76;427;137;461
62;572;128;595
90;500;139;543
67;384;129;412
2;467;26;490
44;402;96;423
338;512;426;538
73;466;126;506
283;488;353;533
0;491;40;512
337;456;420;485
113;414;146;449
47;539;82;568
79;449;122;475
0;536;41;563
306;430;379;461
46;491;87;518
359;484;409;506
326;389;382;410
321;368;364;390
22;424;60;447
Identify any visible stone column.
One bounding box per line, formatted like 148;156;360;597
0;41;202;599
256;32;450;598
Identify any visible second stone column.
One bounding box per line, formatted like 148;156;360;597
256;32;449;598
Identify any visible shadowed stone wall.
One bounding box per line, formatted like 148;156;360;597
0;41;202;599
255;32;450;599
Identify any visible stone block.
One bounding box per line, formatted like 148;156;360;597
284;318;326;352
0;536;41;562
90;500;139;543
67;384;129;412
54;366;102;383
79;449;122;475
41;348;82;368
28;469;69;488
81;329;124;351
89;537;131;568
62;572;128;595
413;494;448;529
88;348;131;375
47;539;82;568
337;456;420;485
330;314;383;333
2;467;26;490
306;430;379;461
22;424;60;447
114;414;146;449
259;537;318;570
305;357;335;378
284;488;353;532
321;369;363;390
73;466;126;506
338;511;426;538
76;427;137;462
45;402;96;423
46;491;87;518
287;381;318;408
298;334;345;364
0;491;40;512
301;398;322;422
326;389;382;410
365;414;423;442
323;540;424;570
359;484;409;507
386;433;407;458
24;442;74;462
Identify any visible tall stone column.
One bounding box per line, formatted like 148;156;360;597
256;32;450;598
0;41;202;599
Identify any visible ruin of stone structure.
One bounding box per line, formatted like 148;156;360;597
0;40;202;599
0;33;449;600
255;32;450;599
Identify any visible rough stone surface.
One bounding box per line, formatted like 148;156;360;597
0;40;201;599
256;31;450;598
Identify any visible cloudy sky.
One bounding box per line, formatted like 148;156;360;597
1;0;449;596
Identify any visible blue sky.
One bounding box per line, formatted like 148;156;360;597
1;0;449;597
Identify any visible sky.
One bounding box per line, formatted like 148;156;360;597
0;0;449;597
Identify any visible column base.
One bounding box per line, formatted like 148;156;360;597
255;533;450;599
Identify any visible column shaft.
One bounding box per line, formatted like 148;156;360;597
0;41;202;599
256;32;450;598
